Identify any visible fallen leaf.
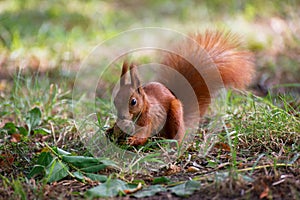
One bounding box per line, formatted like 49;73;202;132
86;179;134;198
169;180;201;197
133;185;166;198
259;185;269;199
0;153;14;169
0;80;7;91
10;133;21;143
187;166;200;172
214;142;231;152
164;164;181;176
124;182;143;194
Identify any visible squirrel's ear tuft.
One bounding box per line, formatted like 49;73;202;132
130;64;141;89
120;61;129;86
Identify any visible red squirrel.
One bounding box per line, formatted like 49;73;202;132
111;30;255;146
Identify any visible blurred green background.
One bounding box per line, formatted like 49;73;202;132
0;0;299;91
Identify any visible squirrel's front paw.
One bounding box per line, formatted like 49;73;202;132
116;119;135;134
127;136;148;146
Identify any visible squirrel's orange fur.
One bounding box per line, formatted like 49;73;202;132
113;31;255;146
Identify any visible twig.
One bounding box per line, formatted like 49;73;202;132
236;163;293;172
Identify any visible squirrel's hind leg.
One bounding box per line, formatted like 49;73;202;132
165;99;185;145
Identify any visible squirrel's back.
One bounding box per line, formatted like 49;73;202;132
159;30;255;118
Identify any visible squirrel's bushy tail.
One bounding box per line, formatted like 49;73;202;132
158;30;255;119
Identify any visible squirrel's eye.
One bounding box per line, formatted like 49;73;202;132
130;98;137;106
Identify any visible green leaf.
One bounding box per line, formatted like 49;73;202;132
133;185;166;198
34;128;51;135
28;152;53;178
169;180;200;197
132;179;146;185
206;160;218;168
85;173;107;182
62;156;100;168
152;176;170;184
1;122;16;134
80;164;107;173
46;159;69;183
73;171;85;181
99;158;119;169
37;152;53;166
17;126;27;136
86;179;128;198
53;147;71;156
25;107;42;134
62;156;117;170
28;165;45;178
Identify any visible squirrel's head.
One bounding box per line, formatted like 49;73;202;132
114;62;146;121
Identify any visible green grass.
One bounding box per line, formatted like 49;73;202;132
1;0;300;199
2;73;298;198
